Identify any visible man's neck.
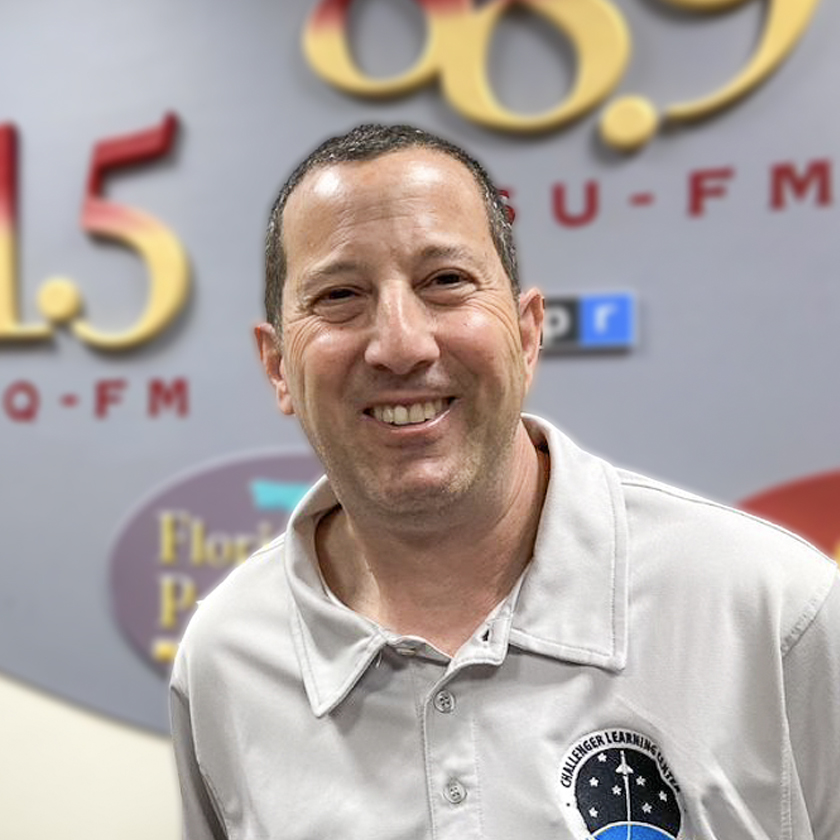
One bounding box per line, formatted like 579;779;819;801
315;423;549;655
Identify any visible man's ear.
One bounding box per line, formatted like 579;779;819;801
254;323;295;416
518;288;544;390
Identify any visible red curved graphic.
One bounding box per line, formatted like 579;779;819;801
740;470;840;561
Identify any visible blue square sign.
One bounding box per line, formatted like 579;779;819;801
580;293;635;348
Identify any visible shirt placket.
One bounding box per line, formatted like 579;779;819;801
412;657;484;840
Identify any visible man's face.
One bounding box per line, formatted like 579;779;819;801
257;148;543;518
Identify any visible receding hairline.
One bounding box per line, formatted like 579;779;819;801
283;145;492;224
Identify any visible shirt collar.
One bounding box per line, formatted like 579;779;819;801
284;480;386;717
509;415;629;670
284;415;628;717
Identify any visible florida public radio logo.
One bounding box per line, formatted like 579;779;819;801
109;452;322;674
303;0;821;151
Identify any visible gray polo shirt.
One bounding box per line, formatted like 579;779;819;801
170;416;840;840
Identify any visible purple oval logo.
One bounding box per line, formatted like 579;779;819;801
110;451;322;675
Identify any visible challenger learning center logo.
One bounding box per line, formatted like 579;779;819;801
560;729;684;840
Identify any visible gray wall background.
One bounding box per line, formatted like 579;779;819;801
1;0;838;734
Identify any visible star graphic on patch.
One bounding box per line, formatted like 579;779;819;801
567;739;683;840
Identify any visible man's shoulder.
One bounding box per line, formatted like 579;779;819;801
617;465;827;567
530;413;836;601
173;532;293;683
616;466;838;648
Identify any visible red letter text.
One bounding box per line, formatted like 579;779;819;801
771;160;833;210
689;168;734;217
95;378;127;418
149;377;189;417
552;181;600;228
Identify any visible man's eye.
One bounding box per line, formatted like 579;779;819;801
310;287;365;322
311;287;362;309
321;287;357;302
431;272;466;287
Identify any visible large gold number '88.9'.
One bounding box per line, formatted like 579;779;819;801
305;0;630;134
304;0;822;151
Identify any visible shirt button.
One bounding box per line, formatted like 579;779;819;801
443;779;467;805
433;689;456;714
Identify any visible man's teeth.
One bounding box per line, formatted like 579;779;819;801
372;399;446;426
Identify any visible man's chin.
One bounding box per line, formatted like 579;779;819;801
358;473;471;519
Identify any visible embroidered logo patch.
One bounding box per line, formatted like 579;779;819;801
560;729;683;840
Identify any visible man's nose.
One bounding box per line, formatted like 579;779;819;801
364;284;440;374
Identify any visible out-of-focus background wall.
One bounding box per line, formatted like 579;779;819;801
2;0;839;836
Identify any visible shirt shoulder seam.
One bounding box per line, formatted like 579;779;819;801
621;477;834;567
781;571;839;658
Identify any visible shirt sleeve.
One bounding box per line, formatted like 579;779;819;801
169;679;228;840
783;569;840;840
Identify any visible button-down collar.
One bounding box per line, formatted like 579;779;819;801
285;415;629;717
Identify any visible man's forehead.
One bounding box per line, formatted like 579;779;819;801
288;148;483;216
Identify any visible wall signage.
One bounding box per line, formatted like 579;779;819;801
110;452;323;674
303;0;821;151
0;112;189;351
543;292;635;354
739;471;840;566
549;158;833;229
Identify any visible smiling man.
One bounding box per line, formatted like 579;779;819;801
170;125;840;840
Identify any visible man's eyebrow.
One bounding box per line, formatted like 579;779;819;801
301;259;367;286
416;244;477;264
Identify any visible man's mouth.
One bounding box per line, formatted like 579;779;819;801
368;398;451;427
